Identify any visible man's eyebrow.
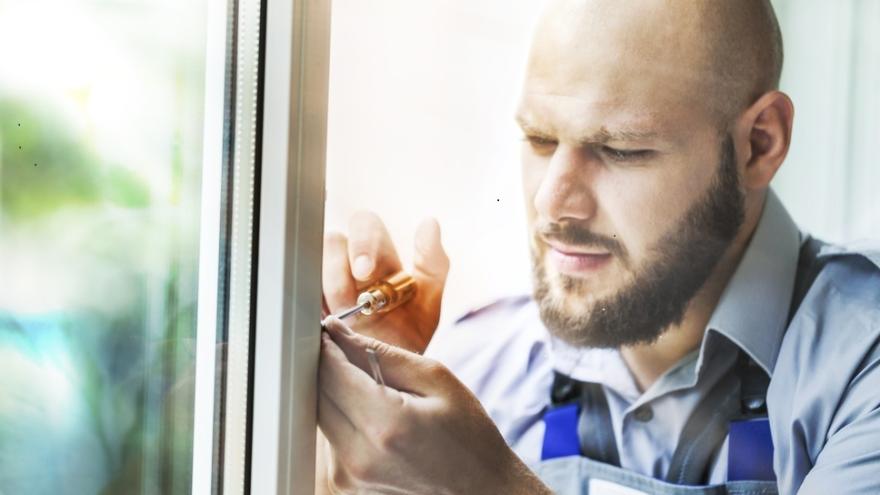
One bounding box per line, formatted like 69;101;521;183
515;116;554;139
588;127;660;144
516;115;660;144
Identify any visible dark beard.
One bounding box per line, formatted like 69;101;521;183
532;134;744;348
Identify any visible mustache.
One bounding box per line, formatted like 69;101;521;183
535;222;626;258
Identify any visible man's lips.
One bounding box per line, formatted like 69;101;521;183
544;239;611;256
544;240;613;274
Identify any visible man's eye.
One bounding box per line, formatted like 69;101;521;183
599;146;653;161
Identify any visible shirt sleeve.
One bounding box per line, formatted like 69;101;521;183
770;256;880;494
797;356;880;494
795;295;880;495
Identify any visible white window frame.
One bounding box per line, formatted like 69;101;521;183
250;0;331;493
193;0;331;492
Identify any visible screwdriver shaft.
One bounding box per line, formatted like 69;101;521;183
322;301;368;327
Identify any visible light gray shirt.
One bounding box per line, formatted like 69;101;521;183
426;191;880;494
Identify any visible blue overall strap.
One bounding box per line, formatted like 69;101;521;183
666;352;775;484
577;379;621;466
726;352;775;482
541;403;581;460
541;371;583;460
666;368;741;485
787;236;828;326
541;372;621;465
727;236;828;481
667;236;829;484
728;418;774;481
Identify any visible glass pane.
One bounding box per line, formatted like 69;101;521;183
0;1;209;493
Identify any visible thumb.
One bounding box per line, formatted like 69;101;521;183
412;218;450;294
323;316;450;396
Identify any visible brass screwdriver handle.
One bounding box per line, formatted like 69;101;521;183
356;271;417;316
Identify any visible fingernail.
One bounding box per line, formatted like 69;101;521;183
352;254;374;279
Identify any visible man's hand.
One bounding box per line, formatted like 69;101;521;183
317;317;552;495
322;212;449;353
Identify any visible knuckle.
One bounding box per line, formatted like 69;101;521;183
422;359;452;381
371;340;394;357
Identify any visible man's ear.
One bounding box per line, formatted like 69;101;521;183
735;91;794;190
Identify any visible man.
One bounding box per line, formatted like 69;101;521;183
318;0;880;493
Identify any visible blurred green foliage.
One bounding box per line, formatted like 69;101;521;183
1;93;198;493
0;96;150;221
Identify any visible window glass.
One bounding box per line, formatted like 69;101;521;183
0;1;209;493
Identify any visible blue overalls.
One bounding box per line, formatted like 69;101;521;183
531;238;827;494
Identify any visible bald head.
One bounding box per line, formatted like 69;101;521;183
703;0;784;118
525;0;784;125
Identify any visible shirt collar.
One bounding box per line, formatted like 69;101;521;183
696;188;801;377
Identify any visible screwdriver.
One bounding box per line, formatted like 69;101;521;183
321;270;417;326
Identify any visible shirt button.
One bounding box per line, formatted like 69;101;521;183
633;405;654;422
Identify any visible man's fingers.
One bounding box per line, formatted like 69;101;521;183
412;217;450;302
323;231;359;313
323;317;451;397
347;211;403;283
319;331;401;429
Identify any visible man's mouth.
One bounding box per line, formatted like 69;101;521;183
545;241;613;275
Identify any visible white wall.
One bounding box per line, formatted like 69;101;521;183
771;0;880;243
325;1;546;327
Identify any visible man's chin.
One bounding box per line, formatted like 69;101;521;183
548;290;608;319
535;273;658;349
545;269;618;304
536;300;616;349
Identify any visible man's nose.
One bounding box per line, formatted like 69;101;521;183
532;144;599;223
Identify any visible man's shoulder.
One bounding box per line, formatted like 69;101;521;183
769;238;880;486
780;237;880;369
451;294;535;325
813;238;880;305
788;238;880;334
425;295;550;389
427;294;541;359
